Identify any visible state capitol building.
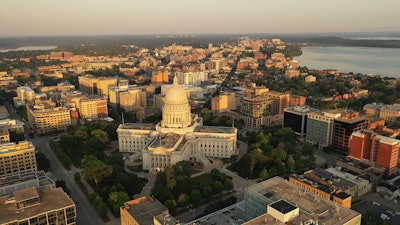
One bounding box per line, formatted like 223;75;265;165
117;76;238;172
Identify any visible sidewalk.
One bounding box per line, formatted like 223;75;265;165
67;166;120;225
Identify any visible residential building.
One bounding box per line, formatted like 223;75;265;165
243;176;361;224
78;95;108;119
306;110;335;147
119;89;147;113
26;101;71;135
14;86;35;106
120;196;178;225
0;141;37;177
151;69;169;84
0;185;76;225
283;106;319;137
175;71;208;86
117;76;237;172
349;129;399;176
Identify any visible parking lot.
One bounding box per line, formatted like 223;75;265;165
352;193;400;224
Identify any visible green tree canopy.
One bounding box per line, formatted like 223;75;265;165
81;155;113;189
107;191;130;215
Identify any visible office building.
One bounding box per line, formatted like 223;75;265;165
327;109;370;154
0;185;76;225
120;196;178;225
0;141;37;177
243;176;361;224
26;101;71;135
283;106;318;137
117;76;237;172
349;129;399;176
306;110;335;147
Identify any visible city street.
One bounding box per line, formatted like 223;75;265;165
6;103;104;225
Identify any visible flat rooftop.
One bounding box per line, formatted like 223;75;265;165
195;126;236;134
122;196;169;225
244;177;360;225
119;123;155;130
0;105;10;120
0;185;75;224
150;133;182;149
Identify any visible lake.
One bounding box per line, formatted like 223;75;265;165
294;46;400;77
0;45;57;53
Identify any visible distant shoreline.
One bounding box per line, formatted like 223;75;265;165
1;34;400;50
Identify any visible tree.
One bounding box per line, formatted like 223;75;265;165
165;164;176;189
107;191;130;215
81;155;113;190
91;129;109;144
259;168;269;180
286;156;296;171
190;189;202;206
201;184;213;198
271;143;287;163
177;193;190;207
164;199;177;214
223;179;234;191
302;142;314;156
212;181;224;194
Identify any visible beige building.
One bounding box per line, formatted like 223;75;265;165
0;141;37;177
79;95;108;119
0;185;76;225
120;89;147;113
211;92;237;116
379;104;400;125
121;196;178;225
78;75;117;98
363;103;383;117
26;101;71;135
305;75;316;83
118;76;237;172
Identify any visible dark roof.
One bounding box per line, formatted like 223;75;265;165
269;200;297;214
333;192;350;200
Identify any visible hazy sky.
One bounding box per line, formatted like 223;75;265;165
1;0;399;36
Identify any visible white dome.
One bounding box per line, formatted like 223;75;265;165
164;76;188;104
